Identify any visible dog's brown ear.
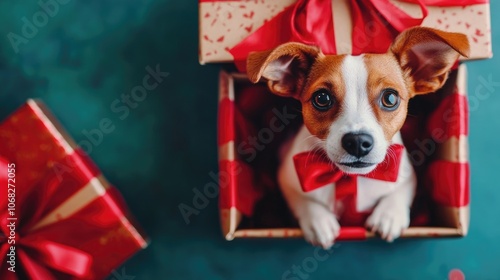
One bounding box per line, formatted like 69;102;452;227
247;42;321;99
390;27;470;97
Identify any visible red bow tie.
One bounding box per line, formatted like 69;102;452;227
293;144;405;199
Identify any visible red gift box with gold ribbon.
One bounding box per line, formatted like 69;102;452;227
199;0;492;65
0;100;148;279
218;63;470;241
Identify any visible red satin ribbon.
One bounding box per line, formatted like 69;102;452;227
427;93;468;142
290;0;336;54
0;151;98;279
427;160;469;207
337;227;369;240
370;0;428;31
228;0;485;71
293;144;404;197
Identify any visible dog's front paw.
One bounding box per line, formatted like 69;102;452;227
297;203;340;249
365;199;410;242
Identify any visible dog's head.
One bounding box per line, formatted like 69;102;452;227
247;27;469;174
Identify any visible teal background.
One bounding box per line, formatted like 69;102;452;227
0;1;499;279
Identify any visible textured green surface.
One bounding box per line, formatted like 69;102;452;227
1;1;500;279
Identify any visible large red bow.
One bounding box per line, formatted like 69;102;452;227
0;151;99;279
229;0;487;71
293;144;405;199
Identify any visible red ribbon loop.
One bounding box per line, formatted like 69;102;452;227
20;240;92;278
369;0;428;32
0;151;97;279
293;144;405;196
229;0;486;71
290;0;336;54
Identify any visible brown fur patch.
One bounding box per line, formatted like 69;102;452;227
246;42;321;98
390;27;470;96
363;54;410;141
299;55;347;139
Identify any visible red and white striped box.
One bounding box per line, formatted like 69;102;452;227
217;64;470;241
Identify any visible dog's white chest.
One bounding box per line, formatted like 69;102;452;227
352;177;398;212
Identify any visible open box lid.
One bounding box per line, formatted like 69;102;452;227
199;0;492;64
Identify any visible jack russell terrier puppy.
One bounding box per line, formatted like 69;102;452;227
246;27;469;248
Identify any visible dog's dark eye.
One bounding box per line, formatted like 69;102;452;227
380;88;400;110
312;90;333;111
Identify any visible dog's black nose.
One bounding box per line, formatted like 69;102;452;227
342;133;374;157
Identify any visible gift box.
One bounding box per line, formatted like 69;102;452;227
217;64;470;241
0;100;149;279
199;0;492;65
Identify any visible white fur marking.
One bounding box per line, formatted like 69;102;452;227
325;55;388;173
